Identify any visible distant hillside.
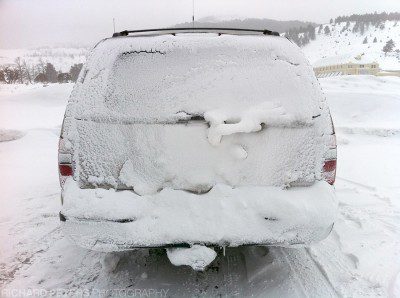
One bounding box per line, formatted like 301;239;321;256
334;12;400;24
175;18;317;34
286;12;400;48
302;19;400;70
2;13;400;85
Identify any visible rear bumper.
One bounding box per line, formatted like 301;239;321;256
60;179;336;252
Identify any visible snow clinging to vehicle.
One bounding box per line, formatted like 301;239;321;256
59;32;336;252
166;245;217;271
204;101;307;146
63;34;331;193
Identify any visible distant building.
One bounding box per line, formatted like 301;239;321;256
376;70;400;77
313;54;380;78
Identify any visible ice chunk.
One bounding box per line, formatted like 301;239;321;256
204;101;295;146
166;245;217;271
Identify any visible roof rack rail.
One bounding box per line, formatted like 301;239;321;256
112;28;280;38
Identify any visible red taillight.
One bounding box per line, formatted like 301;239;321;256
58;137;73;187
323;160;336;172
322;115;337;185
59;164;73;176
323;159;336;185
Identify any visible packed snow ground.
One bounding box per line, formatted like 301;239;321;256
0;76;400;297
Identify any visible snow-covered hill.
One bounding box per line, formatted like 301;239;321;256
303;20;400;70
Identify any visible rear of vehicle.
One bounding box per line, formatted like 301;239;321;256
58;30;337;251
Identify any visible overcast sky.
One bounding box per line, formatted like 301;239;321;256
1;0;399;48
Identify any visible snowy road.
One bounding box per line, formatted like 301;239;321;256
1;77;400;297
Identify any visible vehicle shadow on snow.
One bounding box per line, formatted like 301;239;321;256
97;246;297;297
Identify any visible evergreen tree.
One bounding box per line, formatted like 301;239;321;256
308;24;316;40
352;21;359;33
302;35;310;45
34;73;47;83
69;63;83;82
383;39;395;55
57;73;72;83
360;23;365;35
334;12;400;24
363;37;368;44
0;69;5;83
373;37;378;43
45;63;57;83
324;25;331;35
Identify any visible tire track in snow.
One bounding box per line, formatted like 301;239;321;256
0;226;62;288
0;191;62;289
309;182;398;296
336;176;376;191
304;248;342;297
274;247;339;297
279;249;309;297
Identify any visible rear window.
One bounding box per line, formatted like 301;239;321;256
73;34;322;122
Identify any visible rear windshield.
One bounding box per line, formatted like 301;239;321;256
72;34;322;122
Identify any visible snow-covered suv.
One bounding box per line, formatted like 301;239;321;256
58;28;337;253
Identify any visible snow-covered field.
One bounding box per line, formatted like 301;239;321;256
0;76;399;297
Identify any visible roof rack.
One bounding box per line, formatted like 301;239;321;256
112;28;281;38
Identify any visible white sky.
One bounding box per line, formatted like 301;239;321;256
1;0;399;48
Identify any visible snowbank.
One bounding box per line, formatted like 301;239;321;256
61;178;336;250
